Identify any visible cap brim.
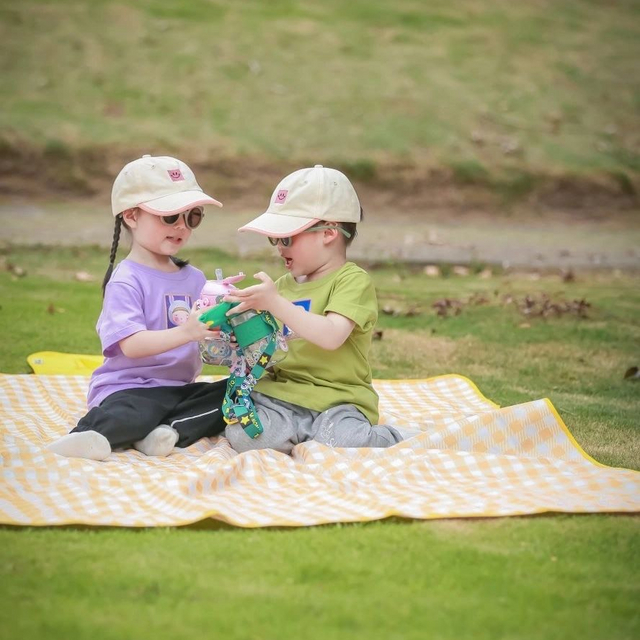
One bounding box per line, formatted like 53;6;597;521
138;190;222;214
239;212;319;237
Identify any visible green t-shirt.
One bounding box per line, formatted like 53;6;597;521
255;261;380;424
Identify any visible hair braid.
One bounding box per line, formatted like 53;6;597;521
102;215;122;297
170;256;190;268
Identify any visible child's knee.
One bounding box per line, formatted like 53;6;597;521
225;423;261;453
224;421;295;454
312;404;400;448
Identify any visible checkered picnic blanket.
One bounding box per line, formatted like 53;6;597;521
1;374;638;527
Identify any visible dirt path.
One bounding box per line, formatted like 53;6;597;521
2;196;639;270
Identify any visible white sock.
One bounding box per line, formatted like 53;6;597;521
133;425;179;457
47;431;111;461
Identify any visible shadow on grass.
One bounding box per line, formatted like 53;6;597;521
1;512;637;534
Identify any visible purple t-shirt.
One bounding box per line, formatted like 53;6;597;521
87;259;206;409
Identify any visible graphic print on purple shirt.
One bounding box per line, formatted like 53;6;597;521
166;295;192;328
283;298;311;336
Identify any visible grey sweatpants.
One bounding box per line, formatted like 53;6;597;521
225;391;405;454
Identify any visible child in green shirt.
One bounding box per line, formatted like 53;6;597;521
224;165;414;453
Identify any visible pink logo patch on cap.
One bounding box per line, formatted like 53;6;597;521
167;169;185;182
275;189;288;204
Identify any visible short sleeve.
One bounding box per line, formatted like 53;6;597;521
98;281;147;357
324;268;378;331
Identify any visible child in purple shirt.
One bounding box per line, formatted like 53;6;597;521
47;155;228;461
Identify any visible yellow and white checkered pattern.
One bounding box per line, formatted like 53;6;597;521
1;374;638;527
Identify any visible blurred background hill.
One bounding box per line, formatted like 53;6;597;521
1;0;638;194
0;0;639;266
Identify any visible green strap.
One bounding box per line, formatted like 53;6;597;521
221;311;280;438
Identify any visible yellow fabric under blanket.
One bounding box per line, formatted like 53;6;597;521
1;374;638;528
27;351;104;376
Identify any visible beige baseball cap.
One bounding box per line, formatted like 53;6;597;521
239;165;361;237
111;155;222;216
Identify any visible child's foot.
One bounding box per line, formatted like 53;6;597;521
133;425;179;457
47;431;111;461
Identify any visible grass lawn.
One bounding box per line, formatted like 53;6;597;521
1;0;639;181
0;244;639;639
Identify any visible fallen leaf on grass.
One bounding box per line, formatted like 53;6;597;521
432;298;464;317
467;293;490;306
423;265;441;277
47;304;66;314
75;271;96;282
624;366;639;380
452;265;470;276
432;292;491;318
6;263;26;277
381;304;422;318
516;294;591;319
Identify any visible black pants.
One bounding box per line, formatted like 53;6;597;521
72;380;228;449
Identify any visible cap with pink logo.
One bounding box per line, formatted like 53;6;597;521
239;165;361;238
111;155;222;216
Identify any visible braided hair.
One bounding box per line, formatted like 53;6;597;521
102;215;123;296
170;256;189;269
101;212;190;296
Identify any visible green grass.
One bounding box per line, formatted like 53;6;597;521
2;517;639;640
1;244;639;639
0;0;639;180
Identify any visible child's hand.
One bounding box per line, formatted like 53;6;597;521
223;272;279;314
206;328;238;346
180;302;217;342
119;301;221;359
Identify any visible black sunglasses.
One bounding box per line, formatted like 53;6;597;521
268;225;351;247
160;207;205;229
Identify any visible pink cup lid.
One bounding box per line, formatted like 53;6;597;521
201;270;245;297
